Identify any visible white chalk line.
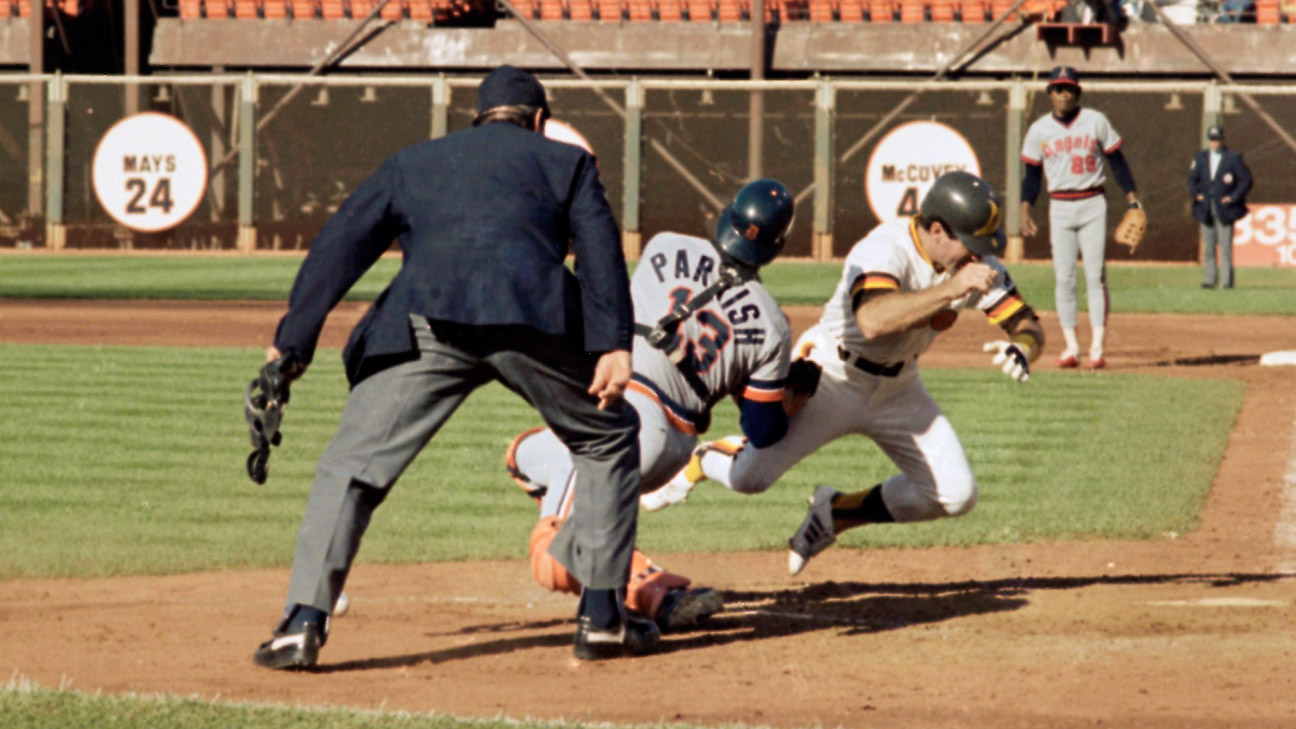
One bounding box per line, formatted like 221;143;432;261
1273;397;1296;574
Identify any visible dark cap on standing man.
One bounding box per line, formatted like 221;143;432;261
476;65;550;117
1207;124;1224;141
1047;66;1081;90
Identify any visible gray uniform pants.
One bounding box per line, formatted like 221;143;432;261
285;316;641;613
1049;195;1109;330
521;388;698;519
1201;201;1234;288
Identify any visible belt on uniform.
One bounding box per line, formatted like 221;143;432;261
1050;186;1104;201
837;346;905;377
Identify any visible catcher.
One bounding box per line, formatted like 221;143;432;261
1020;66;1143;370
508;178;806;629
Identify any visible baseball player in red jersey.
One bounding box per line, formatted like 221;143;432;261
508;177;798;628
1020;66;1141;370
647;171;1046;575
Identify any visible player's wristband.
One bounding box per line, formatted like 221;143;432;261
1011;332;1041;363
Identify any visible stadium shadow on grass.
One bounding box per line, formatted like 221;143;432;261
309;572;1291;671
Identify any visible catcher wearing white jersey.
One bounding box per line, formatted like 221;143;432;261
508;179;798;627
646;171;1046;575
1020;65;1143;370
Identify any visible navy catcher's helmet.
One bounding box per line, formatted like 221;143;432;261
918;171;1006;258
713;179;795;268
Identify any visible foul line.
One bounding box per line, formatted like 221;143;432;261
1273;400;1296;574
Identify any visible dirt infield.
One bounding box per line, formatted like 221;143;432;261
3;302;1296;728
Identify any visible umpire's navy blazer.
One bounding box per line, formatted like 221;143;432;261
274;121;634;384
1188;147;1253;226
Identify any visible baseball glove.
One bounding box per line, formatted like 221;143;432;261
783;358;822;417
1114;206;1147;254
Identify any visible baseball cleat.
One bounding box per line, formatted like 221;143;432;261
505;427;547;505
1055;351;1079;369
1087;354;1106;370
573;614;661;660
253;606;329;671
656;587;724;631
641;447;706;512
787;484;841;576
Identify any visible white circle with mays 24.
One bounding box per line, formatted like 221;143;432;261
92;112;208;232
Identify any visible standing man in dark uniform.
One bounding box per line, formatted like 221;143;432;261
251;66;656;670
1189;124;1252;290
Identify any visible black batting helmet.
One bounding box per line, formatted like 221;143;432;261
713;179;795;268
918;171;1006;258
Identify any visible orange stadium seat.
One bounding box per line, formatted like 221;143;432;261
868;0;893;20
1255;0;1279;23
930;0;953;20
235;0;259;17
211;0;235;16
351;0;372;14
538;0;563;17
717;0;742;20
687;0;713;20
263;0;289;16
658;0;683;19
899;0;923;21
568;0;592;19
408;0;432;19
809;0;834;19
989;0;1014;20
320;0;345;16
179;0;203;17
957;0;984;20
626;0;652;19
510;0;537;17
598;0;623;20
291;0;317;17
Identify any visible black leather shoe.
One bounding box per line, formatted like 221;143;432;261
253;606;329;670
573;614;660;660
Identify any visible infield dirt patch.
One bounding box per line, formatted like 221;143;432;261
2;301;1295;729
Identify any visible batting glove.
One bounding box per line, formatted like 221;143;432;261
983;341;1030;383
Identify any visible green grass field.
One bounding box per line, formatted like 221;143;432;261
1;255;1294;314
0;344;1242;579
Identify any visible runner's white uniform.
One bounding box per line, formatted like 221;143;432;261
700;217;1027;522
1021;107;1123;333
517;231;792;520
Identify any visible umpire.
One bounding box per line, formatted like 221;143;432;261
1189;124;1252;290
252;65;654;669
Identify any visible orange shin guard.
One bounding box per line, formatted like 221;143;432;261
626;550;691;621
528;517;581;595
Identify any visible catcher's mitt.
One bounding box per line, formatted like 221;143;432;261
1114;205;1147;254
782;358;822;418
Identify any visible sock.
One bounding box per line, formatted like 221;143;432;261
578;588;623;630
1090;326;1105;356
1062;327;1080;355
701;449;738;490
830;485;894;531
286;604;328;632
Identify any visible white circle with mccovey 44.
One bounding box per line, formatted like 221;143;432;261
92;112;208;233
864;120;981;224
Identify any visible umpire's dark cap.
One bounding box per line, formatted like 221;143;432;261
1047;66;1081;89
1207;124;1224;140
477;66;549;115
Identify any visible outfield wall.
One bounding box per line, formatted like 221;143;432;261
1;74;1293;262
